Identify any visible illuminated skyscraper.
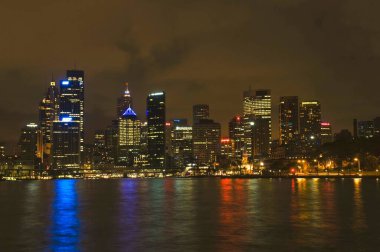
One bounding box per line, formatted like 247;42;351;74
299;101;321;153
52;70;84;169
59;70;85;153
18;123;42;169
242;89;272;158
147;92;166;169
117;106;141;166
193;104;209;123
228;115;245;159
39;80;59;164
117;82;133;117
193;119;221;166
171;124;193;169
279;96;299;145
321;122;333;144
52;118;81;169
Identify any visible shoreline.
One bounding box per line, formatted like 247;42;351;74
1;174;380;181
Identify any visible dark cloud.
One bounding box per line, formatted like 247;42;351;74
1;0;380;152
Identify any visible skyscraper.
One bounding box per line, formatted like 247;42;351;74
279;96;299;146
193;104;209;123
147;92;166;169
171;124;193;169
18;123;42;169
299;101;321;154
60;70;85;152
52;118;81;169
321;122;333;145
192;119;221;166
39;80;59;164
242;89;272;158
52;70;84;170
117;106;141;167
228;115;245;159
117;82;133;118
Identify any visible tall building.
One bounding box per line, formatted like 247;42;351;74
357;120;374;139
59;70;85;153
242;89;272;158
147;92;166;169
193;119;221;166
52;70;84;169
193;104;209;123
18;123;42;169
299;101;321;154
39;80;59;164
279;96;299;146
171;124;193;169
52;118;81;169
117;106;141;166
228;115;245;159
321;122;333;145
117;82;133;117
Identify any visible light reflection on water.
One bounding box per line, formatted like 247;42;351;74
50;180;80;251
0;178;380;251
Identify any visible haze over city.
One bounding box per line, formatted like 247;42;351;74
2;0;380;149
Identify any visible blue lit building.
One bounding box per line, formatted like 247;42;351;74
117;106;141;167
51;70;84;170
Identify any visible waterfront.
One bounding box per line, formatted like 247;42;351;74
1;178;380;251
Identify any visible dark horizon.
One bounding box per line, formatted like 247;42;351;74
1;0;380;151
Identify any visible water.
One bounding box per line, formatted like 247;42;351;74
0;178;380;251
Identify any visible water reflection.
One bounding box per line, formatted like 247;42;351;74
50;180;80;251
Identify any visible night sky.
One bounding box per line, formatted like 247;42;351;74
1;0;380;150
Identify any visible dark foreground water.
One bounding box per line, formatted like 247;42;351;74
0;178;380;251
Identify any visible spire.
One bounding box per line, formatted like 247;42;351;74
50;72;56;86
122;105;137;118
124;82;130;97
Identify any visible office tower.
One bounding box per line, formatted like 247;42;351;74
93;130;107;167
242;89;272;158
117;82;133;117
279;96;299;145
192;119;221;166
105;121;118;164
60;70;85;153
39;80;59;164
353;119;358;140
18;123;42;169
171;124;193;169
137;121;149;168
220;138;234;160
193;104;209;123
147;92;166;169
52;70;84;170
117;106;141;166
357;120;374;139
228;115;245;159
321;122;333;145
373;117;380;137
299;101;321;153
52;118;81;169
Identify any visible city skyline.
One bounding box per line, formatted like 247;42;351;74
1;0;380;149
0;75;378;153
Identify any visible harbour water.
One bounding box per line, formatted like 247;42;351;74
0;178;379;251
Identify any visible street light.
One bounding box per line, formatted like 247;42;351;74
354;158;361;172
